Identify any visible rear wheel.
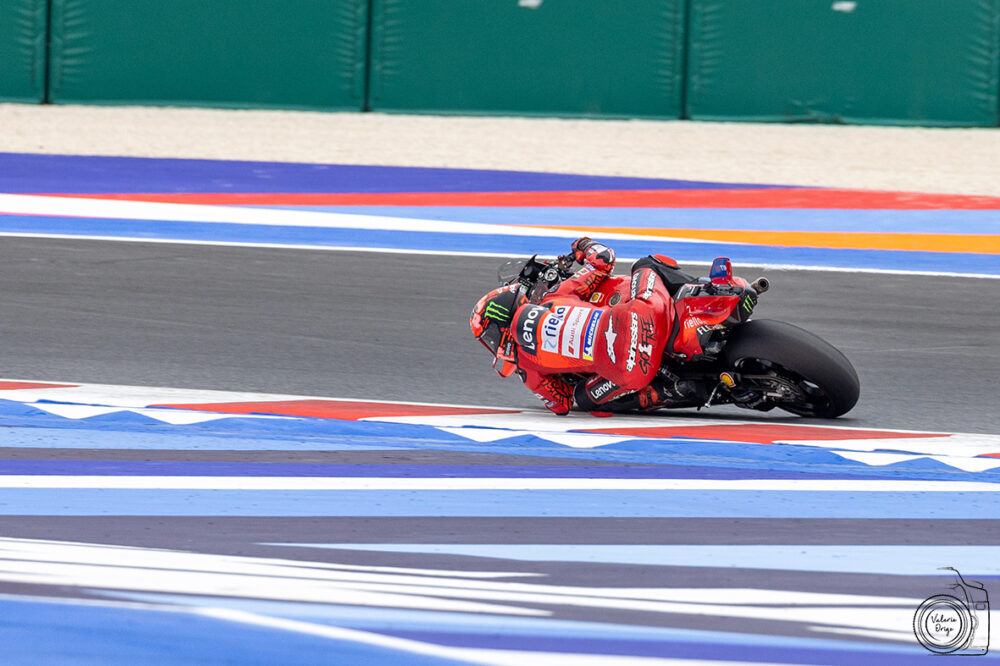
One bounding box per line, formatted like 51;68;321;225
724;319;860;418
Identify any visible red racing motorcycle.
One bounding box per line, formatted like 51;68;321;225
498;254;860;418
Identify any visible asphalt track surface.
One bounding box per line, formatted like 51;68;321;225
0;236;996;435
0;235;998;663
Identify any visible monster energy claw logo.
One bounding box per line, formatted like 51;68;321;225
484;301;511;322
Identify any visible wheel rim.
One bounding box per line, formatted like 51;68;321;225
736;358;836;417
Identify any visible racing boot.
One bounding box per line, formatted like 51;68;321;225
634;375;707;410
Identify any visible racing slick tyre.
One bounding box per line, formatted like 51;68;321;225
724;319;860;418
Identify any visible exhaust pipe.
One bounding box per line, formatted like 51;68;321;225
751;277;770;294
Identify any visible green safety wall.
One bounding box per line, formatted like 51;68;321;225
686;0;1000;126
367;0;686;118
2;0;1000;125
0;0;48;102
46;0;368;109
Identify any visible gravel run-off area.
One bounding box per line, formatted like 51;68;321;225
1;103;998;195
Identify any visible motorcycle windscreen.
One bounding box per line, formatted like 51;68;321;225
497;257;529;285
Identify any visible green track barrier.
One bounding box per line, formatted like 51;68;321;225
47;0;368;110
368;0;686;118
0;0;48;102
3;0;998;126
686;0;1000;126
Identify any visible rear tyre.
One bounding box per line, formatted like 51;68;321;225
724;319;860;418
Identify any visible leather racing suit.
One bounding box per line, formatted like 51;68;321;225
472;239;686;415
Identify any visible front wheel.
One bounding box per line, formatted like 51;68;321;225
724;319;860;418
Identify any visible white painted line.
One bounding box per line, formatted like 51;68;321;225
453;650;783;666
0;476;997;491
195;608;512;665
0;232;996;279
0;193;727;245
199;609;775;665
27;402;274;424
0;538;927;635
832;450;1000;472
790;434;1000;458
0;538;534;581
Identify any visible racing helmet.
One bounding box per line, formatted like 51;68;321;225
470;284;523;377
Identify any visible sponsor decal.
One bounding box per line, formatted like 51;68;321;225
518;306;543;354
636;315;656;375
589;378;617;402
483;301;509;321
609;293;622;306
582;310;602;361
604;315;618;363
641;271;656;300
625;312;656;375
561;307;590;359
684;316;707;329
541;305;569;353
630;273;641;300
625;312;640;372
696;323;725;336
589;292;603;304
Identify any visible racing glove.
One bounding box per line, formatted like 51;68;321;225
571;237;595;264
571;238;615;273
520;370;573;415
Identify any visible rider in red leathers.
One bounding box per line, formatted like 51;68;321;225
471;238;703;415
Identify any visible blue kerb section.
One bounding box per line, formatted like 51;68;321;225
0;460;897;480
0;153;793;194
106;592;931;665
0;489;997;517
0;214;995;275
269;205;1000;234
0;596;464;666
0;400;998;482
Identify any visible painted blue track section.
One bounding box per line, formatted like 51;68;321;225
269;205;1000;234
0;488;995;518
0;459;895;479
0;597;463;666
0;153;788;194
104;592;932;665
0;214;994;274
0;401;994;482
0;390;992;664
